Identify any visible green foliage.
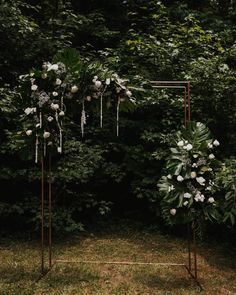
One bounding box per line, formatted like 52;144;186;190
158;122;222;226
215;159;236;226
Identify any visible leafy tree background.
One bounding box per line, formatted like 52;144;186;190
0;0;235;234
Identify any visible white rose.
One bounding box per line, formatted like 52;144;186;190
95;80;102;88
209;154;215;159
59;111;65;117
170;208;177;216
194;193;201;202
207;143;213;149
184;193;192;199
47;64;59;71
52;91;58;97
196;176;206;186
71;85;79;93
51;103;59;111
193;154;198;158
167;174;172;179
213;140;220;146
183;146;187;150
208;197;215;203
177;175;184;182
55;78;62;85
105;78;111;85
177;140;184;147
200;194;205;202
47;116;54;122
93;76;98;81
31;84;38;91
183;201;188;206
186;144;193;151
191;171;197;179
126;90;132;97
86;96;91;101
26;130;32;136
24;107;32;115
43;131;50;139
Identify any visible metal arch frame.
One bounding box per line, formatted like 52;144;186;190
38;81;203;291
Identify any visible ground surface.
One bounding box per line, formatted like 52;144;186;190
0;221;235;295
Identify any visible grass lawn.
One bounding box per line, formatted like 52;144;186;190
0;220;235;295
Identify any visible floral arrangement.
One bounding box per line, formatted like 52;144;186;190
19;49;135;163
158;122;222;225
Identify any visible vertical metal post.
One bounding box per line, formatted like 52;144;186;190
184;86;187;127
193;221;198;280
188;223;192;271
187;82;191;123
48;153;52;268
41;157;45;275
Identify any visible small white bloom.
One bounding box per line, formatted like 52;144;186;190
208;197;215;203
51;103;59;111
209;153;215;159
186;144;193;151
184;193;192;199
24;107;32;115
43;131;50;139
52;91;58;97
71;85;79;93
200;194;205;202
184;140;188;144
183;201;188;206
47;116;54;122
191;171;197;178
194;193;201;202
196;176;206;186
177;140;184;147
57;147;62;154
183;146;187;150
207;143;213;149
86;96;91;101
31;84;38;91
59;111;65;117
213;140;220;146
170;208;177;216
192;163;197;168
93;76;98;81
177;175;184;182
105;78;111;85
167;174;172;179
95;80;102;88
193;154;198;158
36;123;40;128
47;64;59;71
42;73;47;79
26;130;32;136
126;90;132;97
206;186;212;191
55;78;62;85
208;168;213;172
219;63;229;73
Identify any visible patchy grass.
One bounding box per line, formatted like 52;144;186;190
0;221;235;295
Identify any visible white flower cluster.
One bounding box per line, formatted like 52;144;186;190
177;140;193;151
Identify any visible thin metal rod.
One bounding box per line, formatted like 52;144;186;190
150;81;190;84
184;86;187;127
36;262;56;283
41;157;45;275
188;223;192;271
55;260;185;266
193;221;198;280
48;153;52;268
184;265;203;291
188;82;191;123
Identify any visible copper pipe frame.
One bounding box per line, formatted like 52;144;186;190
38;153;53;280
37;81;202;290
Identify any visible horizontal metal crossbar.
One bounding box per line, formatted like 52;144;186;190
55;260;185;266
